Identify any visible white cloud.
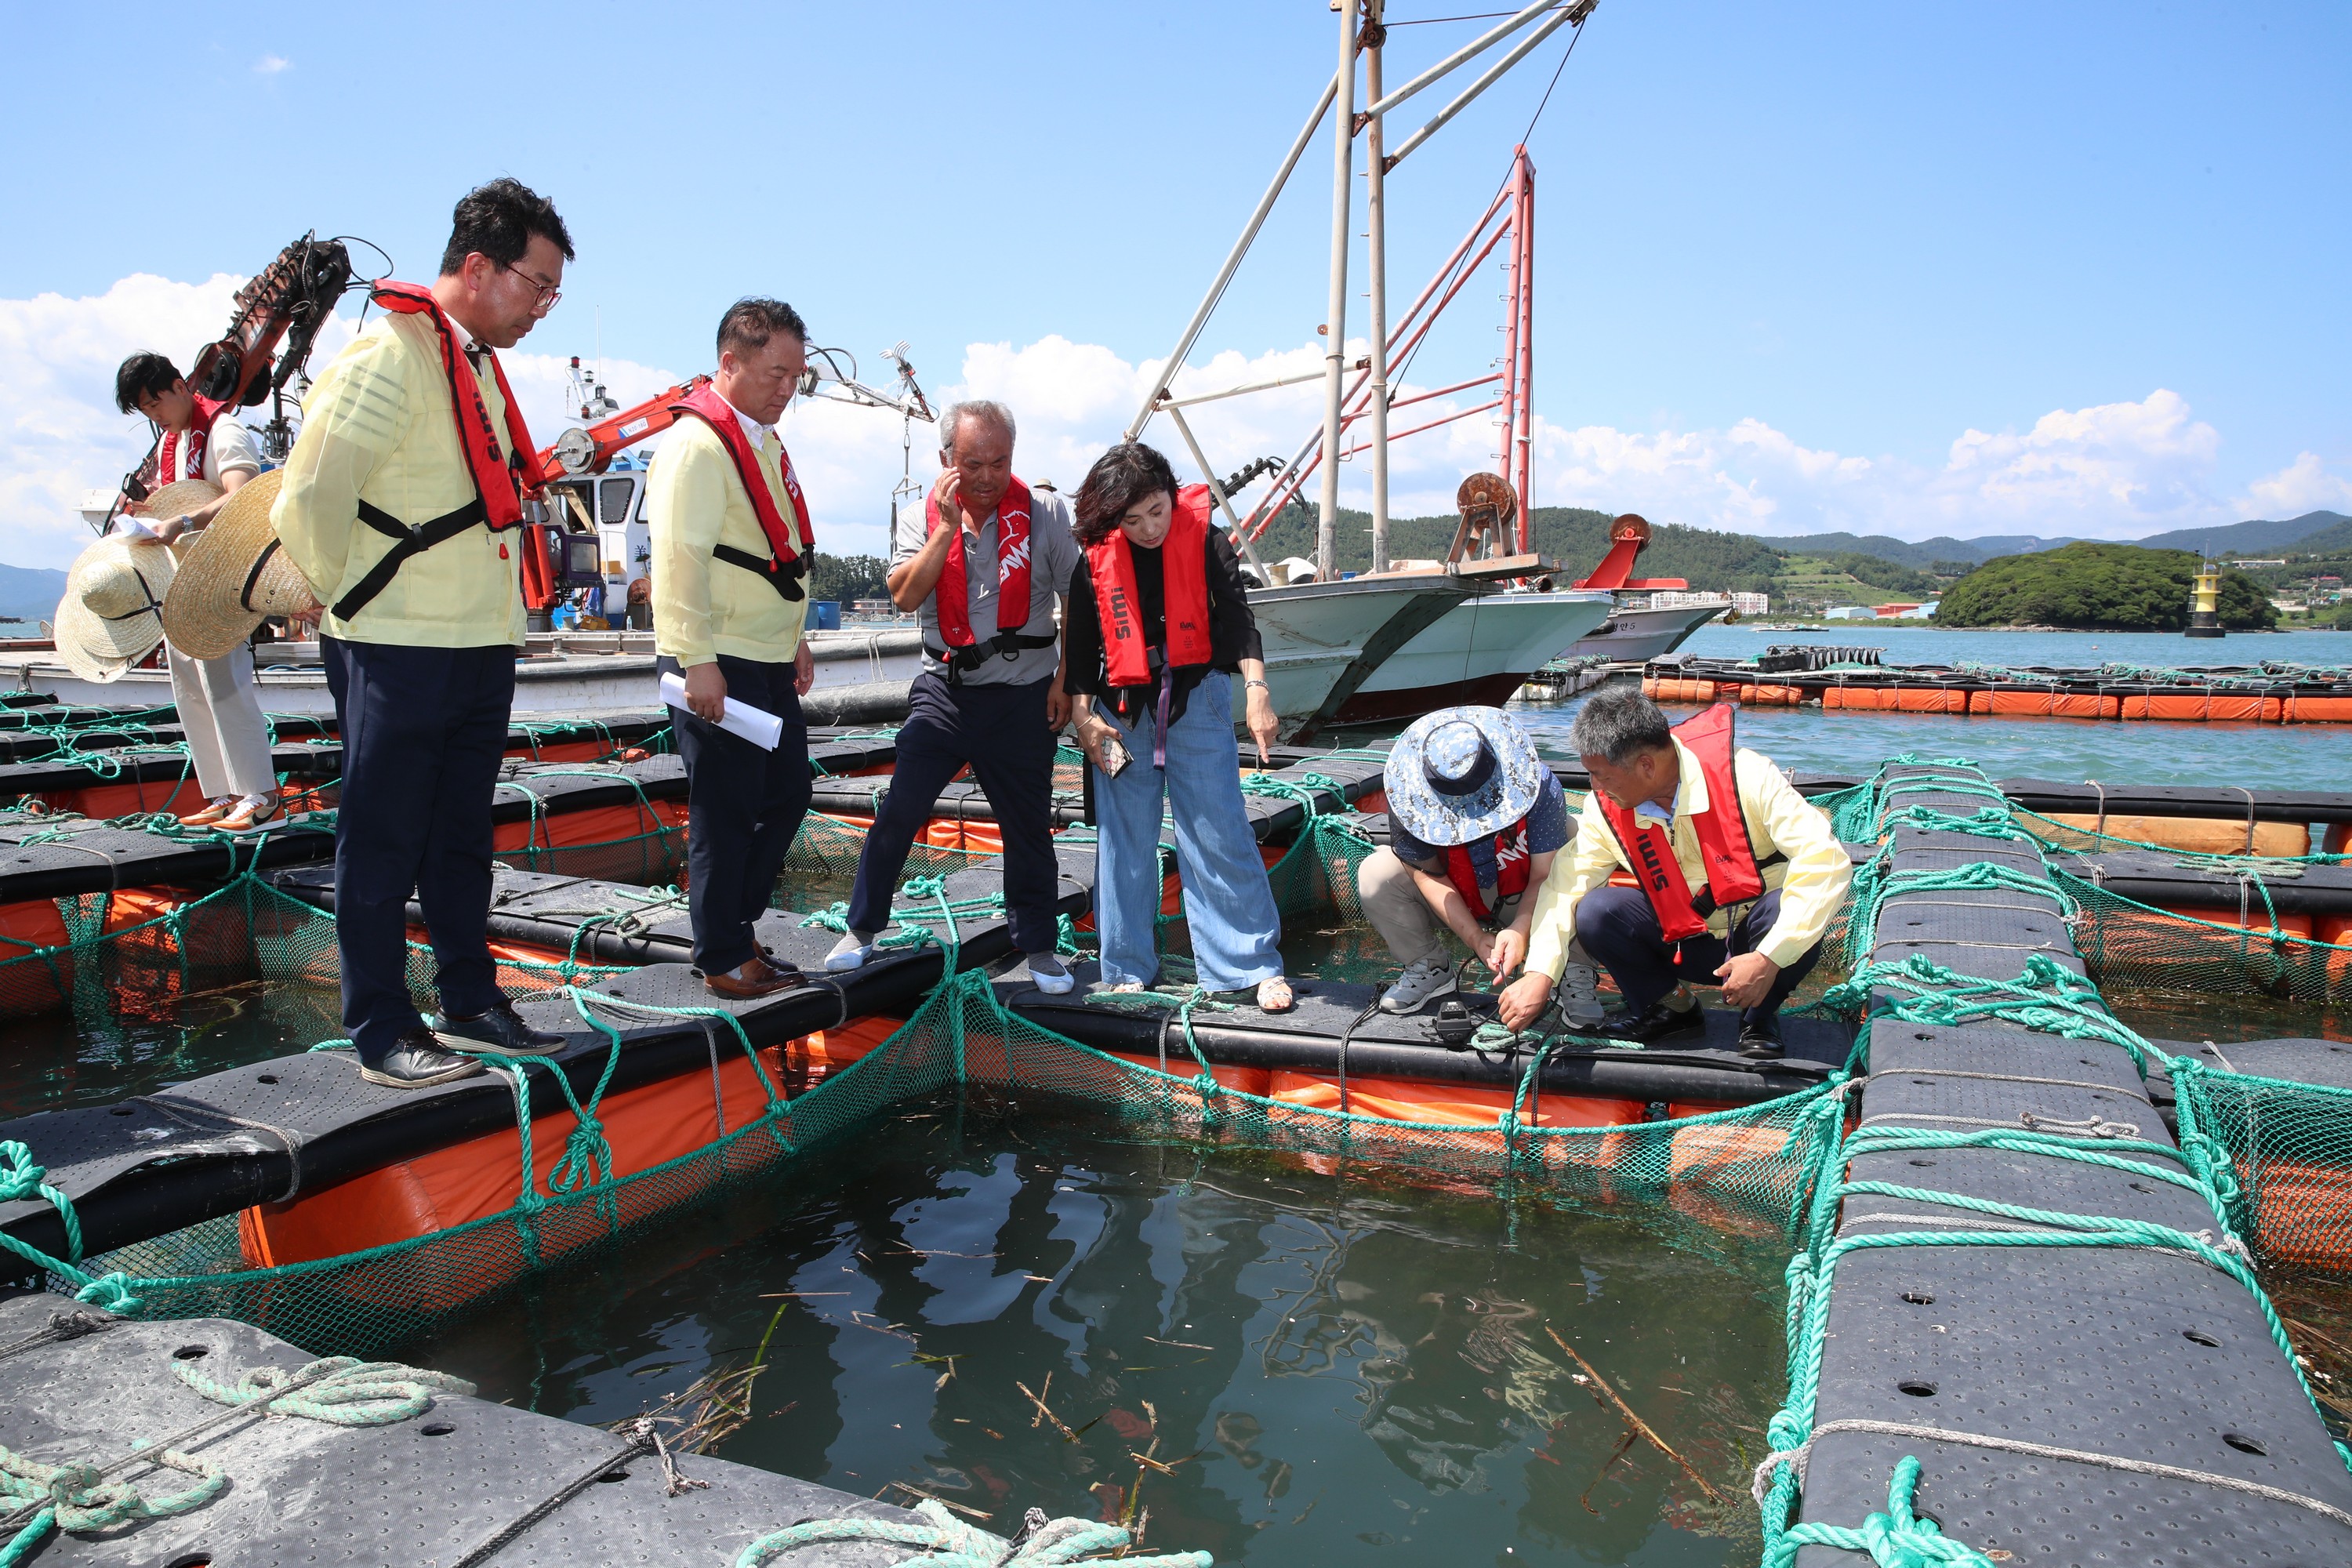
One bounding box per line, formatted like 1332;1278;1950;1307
253;55;290;74
2238;452;2352;520
1530;389;2343;542
5;273;2343;574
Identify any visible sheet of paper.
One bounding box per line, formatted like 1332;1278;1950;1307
659;670;784;751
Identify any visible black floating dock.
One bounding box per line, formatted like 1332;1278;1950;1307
1788;760;2352;1563
0;1290;909;1565
1002;963;1853;1108
0;852;1093;1277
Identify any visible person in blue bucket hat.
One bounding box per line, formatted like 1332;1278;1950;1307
1360;706;1577;1014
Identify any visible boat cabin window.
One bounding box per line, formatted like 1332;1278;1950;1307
598;477;636;528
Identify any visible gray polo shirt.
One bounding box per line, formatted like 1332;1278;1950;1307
891;485;1080;687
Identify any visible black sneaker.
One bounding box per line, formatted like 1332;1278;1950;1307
360;1029;487;1090
1606;1000;1708;1047
1737;1013;1786;1060
431;998;564;1056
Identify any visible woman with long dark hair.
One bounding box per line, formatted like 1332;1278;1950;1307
1064;442;1291;1011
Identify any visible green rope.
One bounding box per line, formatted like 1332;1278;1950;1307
0;1446;223;1566
1765;1455;1997;1567
737;1496;1212;1568
172;1352;474;1425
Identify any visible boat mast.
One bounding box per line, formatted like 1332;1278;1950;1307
1316;1;1361;583
1497;146;1537;547
1364;2;1392;575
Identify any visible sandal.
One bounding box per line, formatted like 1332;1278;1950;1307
1256;976;1295;1014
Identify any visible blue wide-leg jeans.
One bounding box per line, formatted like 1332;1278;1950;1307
1091;668;1283;991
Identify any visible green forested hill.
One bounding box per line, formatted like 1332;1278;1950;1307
1247;503;1784;590
1936;543;2275;630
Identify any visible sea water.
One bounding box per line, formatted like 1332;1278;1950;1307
1514;624;2352;792
414;1093;1788;1566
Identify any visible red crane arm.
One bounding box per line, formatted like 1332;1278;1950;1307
529;375;710;485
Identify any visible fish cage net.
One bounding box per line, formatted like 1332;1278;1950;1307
2173;1065;2352;1271
0;874;628;1029
56;965;1846;1359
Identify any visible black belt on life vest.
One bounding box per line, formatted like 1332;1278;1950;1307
926;628;1059;685
713;543;807;602
332;497;488;622
1686;849;1788;919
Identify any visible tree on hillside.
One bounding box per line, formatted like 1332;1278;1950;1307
808;551;891;604
1935;543;2276;630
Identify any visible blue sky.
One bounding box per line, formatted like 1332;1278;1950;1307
3;2;2345;566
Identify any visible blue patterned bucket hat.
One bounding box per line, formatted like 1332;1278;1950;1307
1382;706;1546;848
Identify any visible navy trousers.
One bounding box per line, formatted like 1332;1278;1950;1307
658;655;812;975
321;637;515;1062
844;672;1058;953
1575;884;1823;1024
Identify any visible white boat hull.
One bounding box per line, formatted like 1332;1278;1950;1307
1334;588;1617;722
1566;601;1726;664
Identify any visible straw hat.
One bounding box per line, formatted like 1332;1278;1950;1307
55;532;179;682
1382;705;1548;848
140;478;223;524
160;470;322;659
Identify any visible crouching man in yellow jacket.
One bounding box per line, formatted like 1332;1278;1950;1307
1497;688;1852;1058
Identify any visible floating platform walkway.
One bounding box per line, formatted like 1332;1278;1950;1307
1646;649;2352;722
5;714;2352;1559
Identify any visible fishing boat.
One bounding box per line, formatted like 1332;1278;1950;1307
1565;596;1730;662
1330;582;1616;722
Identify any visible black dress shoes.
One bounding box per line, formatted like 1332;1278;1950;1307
1737;1013;1786;1059
431;998;565;1056
360;1029;487;1090
1607;1000;1708;1046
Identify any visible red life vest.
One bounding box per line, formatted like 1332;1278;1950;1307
368;282;540;530
668;381;815;572
156;395;230;485
1443;819;1534;922
1087;483;1215;688
1592;703;1766;943
930;475;1033;648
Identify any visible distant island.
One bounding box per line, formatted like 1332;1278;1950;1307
1243;503;2349;620
1935;543;2276;631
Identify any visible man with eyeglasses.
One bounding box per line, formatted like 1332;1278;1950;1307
273;178;576;1090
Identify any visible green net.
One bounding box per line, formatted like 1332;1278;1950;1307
0;963;1849;1359
0;873;628;1029
2172;1061;2352;1272
1752;754;2352;1565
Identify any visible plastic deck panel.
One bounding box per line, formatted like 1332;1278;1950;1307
0;966;902;1272
3;848;1096;1268
2143;1038;2352;1108
0;818;336;901
1001;963;1854;1104
1794;1248;2352;1566
1867;894;2085;982
2056;849;2352;917
266;853;1092;971
1789;759;2352;1563
0;743;344;798
2002;776;2352;826
0;1293;908;1566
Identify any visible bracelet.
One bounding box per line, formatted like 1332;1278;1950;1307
1244;678;1269;691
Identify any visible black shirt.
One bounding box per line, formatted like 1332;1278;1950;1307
1063;528;1265;726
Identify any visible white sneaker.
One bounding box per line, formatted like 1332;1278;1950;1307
1027;953;1075;995
1381;958;1457;1014
824;931;877;972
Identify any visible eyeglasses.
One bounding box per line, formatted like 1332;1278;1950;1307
499;260;563;312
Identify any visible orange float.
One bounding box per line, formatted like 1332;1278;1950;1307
238;1042;798;1308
